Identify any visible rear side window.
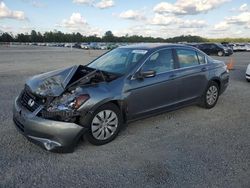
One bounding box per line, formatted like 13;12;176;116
197;52;207;64
176;49;199;68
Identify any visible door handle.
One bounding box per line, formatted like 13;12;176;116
201;67;207;72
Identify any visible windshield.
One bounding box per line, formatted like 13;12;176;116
217;43;226;48
88;48;147;75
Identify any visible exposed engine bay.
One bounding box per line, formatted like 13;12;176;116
20;65;119;123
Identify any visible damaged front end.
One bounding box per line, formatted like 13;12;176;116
24;65;116;122
39;91;90;122
13;65;118;152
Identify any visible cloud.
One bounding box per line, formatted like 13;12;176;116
73;0;114;9
113;24;206;38
58;13;87;29
18;26;35;33
113;25;160;37
57;12;102;36
22;0;47;8
119;10;145;21
72;0;93;5
0;1;26;20
179;19;207;28
226;11;250;25
0;24;12;32
31;1;47;8
231;3;249;12
239;3;249;12
210;9;250;34
95;0;114;9
149;14;207;28
153;0;230;15
150;14;179;26
213;21;230;31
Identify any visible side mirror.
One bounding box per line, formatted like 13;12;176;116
135;70;156;79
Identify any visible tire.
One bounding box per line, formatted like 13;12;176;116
86;103;122;145
200;81;220;109
247;78;250;82
218;51;224;56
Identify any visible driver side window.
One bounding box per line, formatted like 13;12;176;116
142;49;174;74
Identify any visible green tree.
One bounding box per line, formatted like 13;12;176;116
30;30;38;42
102;31;116;42
0;32;14;42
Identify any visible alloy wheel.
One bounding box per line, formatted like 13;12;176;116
91;110;118;140
206;85;218;106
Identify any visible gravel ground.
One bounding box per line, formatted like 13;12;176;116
0;45;249;188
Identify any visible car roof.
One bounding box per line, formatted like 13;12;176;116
119;43;193;50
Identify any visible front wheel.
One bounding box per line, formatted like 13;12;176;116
200;81;219;109
86;103;122;145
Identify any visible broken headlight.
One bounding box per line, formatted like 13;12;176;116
47;92;90;112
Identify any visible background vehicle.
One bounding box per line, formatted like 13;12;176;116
246;64;250;82
72;43;81;49
233;43;247;52
13;44;229;152
197;43;233;56
221;42;233;51
245;44;250;52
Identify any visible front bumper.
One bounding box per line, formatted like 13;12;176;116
13;97;88;153
224;50;233;56
220;71;229;94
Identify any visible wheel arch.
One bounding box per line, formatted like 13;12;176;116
105;100;127;124
209;77;221;93
90;99;127;124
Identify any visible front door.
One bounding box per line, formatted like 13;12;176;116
125;49;181;119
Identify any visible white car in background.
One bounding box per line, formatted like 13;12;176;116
246;64;250;82
233;43;247;51
245;44;250;51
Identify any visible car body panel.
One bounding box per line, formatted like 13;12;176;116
26;66;77;97
13;98;87;152
125;69;181;119
175;64;208;102
13;43;229;152
246;64;250;81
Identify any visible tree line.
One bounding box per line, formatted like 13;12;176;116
0;30;208;43
0;30;249;43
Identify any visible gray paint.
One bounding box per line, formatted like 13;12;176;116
13;44;229;152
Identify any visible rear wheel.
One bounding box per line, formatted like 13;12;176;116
218;51;224;56
86;103;122;145
200;81;219;109
246;78;250;82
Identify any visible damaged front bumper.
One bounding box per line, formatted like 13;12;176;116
13;97;88;153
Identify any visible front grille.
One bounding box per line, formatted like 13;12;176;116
13;117;24;132
38;109;78;122
19;87;42;112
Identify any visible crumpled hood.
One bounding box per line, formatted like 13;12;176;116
26;65;79;97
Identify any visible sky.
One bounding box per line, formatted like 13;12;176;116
0;0;250;38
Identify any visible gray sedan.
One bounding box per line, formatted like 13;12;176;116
13;44;229;152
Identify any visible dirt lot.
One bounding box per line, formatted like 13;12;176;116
0;45;249;187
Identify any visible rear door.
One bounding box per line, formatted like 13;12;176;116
174;48;208;102
126;49;181;118
210;44;220;55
